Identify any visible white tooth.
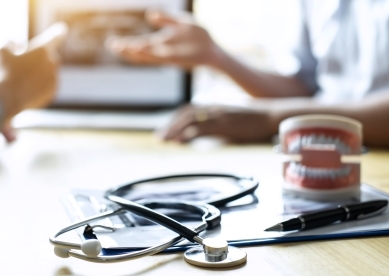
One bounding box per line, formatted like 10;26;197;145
296;137;303;152
318;135;326;144
326;170;332;179
336;143;344;154
315;169;322;179
318;169;325;179
312;169;319;179
317;169;324;178
329;170;338;180
302;135;308;145
334;140;341;148
307;170;313;179
305;168;312;178
325;136;334;145
340;143;349;154
298;167;303;176
307;134;316;144
344;143;351;154
288;162;298;174
293;146;300;154
297;164;303;175
288;139;296;153
297;163;302;174
289;137;302;153
313;135;319;144
301;166;307;177
335;141;342;153
329;138;351;154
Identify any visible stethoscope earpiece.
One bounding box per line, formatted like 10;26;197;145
53;239;102;259
81;239;102;257
54;247;70;258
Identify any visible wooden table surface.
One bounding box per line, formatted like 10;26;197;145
0;129;388;276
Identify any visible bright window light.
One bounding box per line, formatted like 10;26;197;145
0;0;28;47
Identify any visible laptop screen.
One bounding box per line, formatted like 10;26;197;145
29;0;191;109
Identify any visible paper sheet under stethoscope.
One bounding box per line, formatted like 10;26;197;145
61;181;389;251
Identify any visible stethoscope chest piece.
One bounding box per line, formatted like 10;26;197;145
184;238;247;268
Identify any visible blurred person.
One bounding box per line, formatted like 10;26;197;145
109;1;389;148
0;23;67;142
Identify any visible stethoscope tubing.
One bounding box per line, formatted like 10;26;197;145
51;173;258;263
68;235;184;263
108;173;258;208
108;196;200;242
50;208;208;263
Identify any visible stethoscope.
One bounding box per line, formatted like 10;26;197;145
50;174;259;268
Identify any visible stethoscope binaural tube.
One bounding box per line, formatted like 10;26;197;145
50;200;220;263
107;196;215;243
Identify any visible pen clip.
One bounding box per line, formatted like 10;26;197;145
357;206;387;220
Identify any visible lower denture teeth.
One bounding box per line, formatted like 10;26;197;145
289;162;352;180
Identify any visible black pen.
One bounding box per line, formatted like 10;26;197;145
265;200;388;232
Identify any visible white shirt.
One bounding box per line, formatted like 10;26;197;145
274;0;389;103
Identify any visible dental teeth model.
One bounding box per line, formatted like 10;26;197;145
279;115;362;201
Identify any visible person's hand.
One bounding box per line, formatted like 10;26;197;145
0;22;68;142
109;10;221;69
157;105;278;143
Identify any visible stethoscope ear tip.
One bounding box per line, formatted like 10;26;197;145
54;247;70;258
81;239;102;257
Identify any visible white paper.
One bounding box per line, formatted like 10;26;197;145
62;181;389;250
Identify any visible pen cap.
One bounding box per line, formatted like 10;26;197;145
279;115;362;201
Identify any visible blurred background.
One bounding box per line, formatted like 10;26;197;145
0;0;28;46
0;0;300;125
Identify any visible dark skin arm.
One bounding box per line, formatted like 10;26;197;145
159;92;389;148
109;10;388;146
210;48;313;98
110;10;313;98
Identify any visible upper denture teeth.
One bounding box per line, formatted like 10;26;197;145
287;134;351;154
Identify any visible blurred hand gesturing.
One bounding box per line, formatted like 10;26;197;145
0;22;68;142
109;10;221;69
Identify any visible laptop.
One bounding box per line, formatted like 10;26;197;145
15;0;193;130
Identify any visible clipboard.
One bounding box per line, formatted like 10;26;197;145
61;183;389;255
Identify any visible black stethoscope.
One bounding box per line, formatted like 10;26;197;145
50;174;259;268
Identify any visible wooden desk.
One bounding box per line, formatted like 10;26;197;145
0;129;388;276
